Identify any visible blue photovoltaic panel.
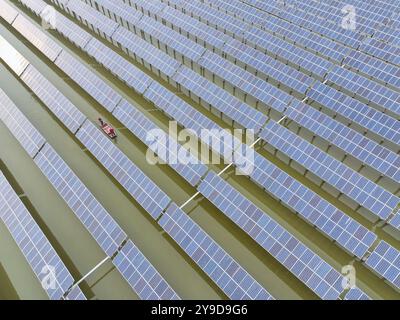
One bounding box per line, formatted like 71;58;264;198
222;38;314;95
20;65;87;134
343;49;400;90
12;14;63;62
307;82;400;146
158;204;274;300
111;26;181;77
75;121;171;220
360;38;400;66
88;0;143;25
198;171;345;300
366;241;400;290
327;66;400;117
34;144;127;257
389;213;400;230
0;89;46;158
136;15;206;63
197;50;292;113
64;0;119;38
260;120;400;222
54;50;122;112
0;0;19;24
113;240;180;300
64;286;86;300
172;65;268;133
285;101;400;184
112;99;208;187
159;5;229;49
239;147;377;259
243;26;333;78
0;172;78;300
344;287;371;300
121;0;166;16
0;35;29;76
84;38;152;94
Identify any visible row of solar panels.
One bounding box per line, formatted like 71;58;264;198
1;0;398;298
8;0;400;296
0;87;179;300
0;5;363;300
0;23;272;300
49;0;400;229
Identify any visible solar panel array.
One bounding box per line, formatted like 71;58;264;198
0;171;85;300
3;0;400;300
198;171;345;300
159;204;274;300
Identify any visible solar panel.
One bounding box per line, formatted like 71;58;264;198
18;0;47;15
20;65;87;134
64;0;119;38
136;15;206;62
89;0;143;27
0;35;30;76
12;14;63;62
113;240;180;300
158;204;274;300
0;172;79;300
112;99;208;187
34;144;127;257
198;171;345;300
239;147;377;259
54;50;122;112
326;66;400;117
389;213;400;230
285;101;400;184
171;65;269;132
84;38;152;94
344;287;371;300
222;38;314;95
197;50;292;112
307;82;400;146
0;89;46;158
64;286;87;300
260;120;400;222
111;26;181;77
360;38;400;66
75;121;171;220
0;0;19;24
122;0;166;16
365;241;400;290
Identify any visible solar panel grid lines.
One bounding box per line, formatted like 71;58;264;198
326;66;400;117
0;35;30;76
260;120;400;223
389;213;400;230
159;5;229;49
0;172;82;300
113;240;180;300
171;65;269;133
121;0;166;16
11;14;63;63
306;81;400;147
84;37;153;94
343;287;371;300
75;121;172;220
284;101;400;184
136;15;207;63
19;64;87;134
34;143;128;257
360;37;400;66
197;171;346;300
158;203;275;300
63;286;87;300
242;148;378;259
0;0;19;24
222;38;315;95
111;26;181;77
54;50;122;113
112;99;208;187
0;89;46;158
365;241;400;290
63;0;120;38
